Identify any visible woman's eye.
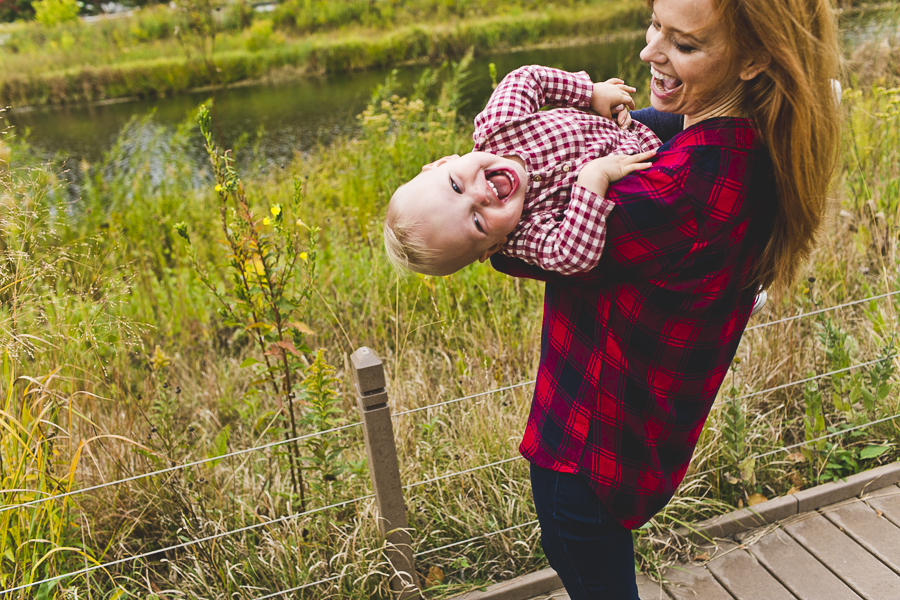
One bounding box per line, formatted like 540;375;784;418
474;214;484;233
450;177;461;193
674;42;696;53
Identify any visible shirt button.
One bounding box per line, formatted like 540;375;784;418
562;164;570;172
532;174;542;182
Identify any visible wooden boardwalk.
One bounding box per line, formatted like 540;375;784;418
527;482;900;600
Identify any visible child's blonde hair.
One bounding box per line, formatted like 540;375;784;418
383;201;441;275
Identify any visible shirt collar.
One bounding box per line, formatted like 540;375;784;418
669;117;760;151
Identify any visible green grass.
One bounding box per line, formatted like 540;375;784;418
1;35;899;599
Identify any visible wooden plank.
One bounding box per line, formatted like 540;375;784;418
864;485;900;529
528;588;569;600
822;499;900;575
662;563;735;600
703;542;796;600
636;572;671;600
784;512;900;599
747;526;862;600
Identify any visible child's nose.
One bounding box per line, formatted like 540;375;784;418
473;183;492;206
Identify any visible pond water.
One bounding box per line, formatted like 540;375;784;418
6;5;898;165
5;35;645;165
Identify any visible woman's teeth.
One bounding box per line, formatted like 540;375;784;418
650;65;681;91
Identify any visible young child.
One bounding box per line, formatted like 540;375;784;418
384;65;661;276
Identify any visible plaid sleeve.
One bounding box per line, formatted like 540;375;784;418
599;146;733;283
474;65;593;144
492;146;733;284
505;185;615;274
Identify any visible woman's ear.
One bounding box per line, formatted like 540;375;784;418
422;154;460;171
739;52;772;81
478;239;507;263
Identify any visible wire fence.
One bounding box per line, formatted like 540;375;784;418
688;410;900;480
4;288;898;597
745;289;900;332
1;495;374;597
2;375;532;515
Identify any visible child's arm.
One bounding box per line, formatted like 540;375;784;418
575;150;657;200
475;66;625;143
505;150;656;275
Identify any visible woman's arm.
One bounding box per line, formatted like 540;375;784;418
491;144;725;285
630;108;684;144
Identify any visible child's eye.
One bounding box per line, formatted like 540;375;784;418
450;177;461;194
474;214;484;233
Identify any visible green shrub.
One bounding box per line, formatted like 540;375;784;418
33;0;79;26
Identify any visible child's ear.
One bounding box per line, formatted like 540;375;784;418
478;239;507;263
422;154;460;171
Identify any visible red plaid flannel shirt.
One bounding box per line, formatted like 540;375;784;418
473;66;661;275
491;117;776;528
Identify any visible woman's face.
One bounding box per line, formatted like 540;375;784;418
640;0;751;125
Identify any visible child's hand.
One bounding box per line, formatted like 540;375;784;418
590;78;636;120
576;150;656;197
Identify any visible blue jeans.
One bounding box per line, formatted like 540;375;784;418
530;463;640;600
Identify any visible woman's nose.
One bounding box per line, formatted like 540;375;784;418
640;28;662;63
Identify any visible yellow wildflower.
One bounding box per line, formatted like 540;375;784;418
300;252;308;262
270;204;282;217
263;217;271;226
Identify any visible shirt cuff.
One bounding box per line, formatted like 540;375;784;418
568;71;595;110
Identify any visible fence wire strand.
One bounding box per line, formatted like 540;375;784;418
392;380;535;418
733;354;896;402
251;574;344;600
0;421;363;515
746;289;900;332
689;410;900;480
0;495;374;597
415;519;540;557
404;456;522;490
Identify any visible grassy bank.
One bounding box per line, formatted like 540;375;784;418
2;42;900;600
0;0;647;108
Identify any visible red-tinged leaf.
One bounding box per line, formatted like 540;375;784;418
271;340;302;357
263;347;284;359
286;322;316;335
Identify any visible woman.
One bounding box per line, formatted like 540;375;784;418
489;0;841;597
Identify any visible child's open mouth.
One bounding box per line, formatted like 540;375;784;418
486;168;518;202
650;65;683;95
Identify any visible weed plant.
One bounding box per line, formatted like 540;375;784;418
1;32;899;600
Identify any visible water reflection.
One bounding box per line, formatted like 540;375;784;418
6;35;644;165
7;4;897;166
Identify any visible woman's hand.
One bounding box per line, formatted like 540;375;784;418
590;78;636;121
576;150;657;198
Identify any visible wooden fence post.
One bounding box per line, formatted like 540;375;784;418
350;347;421;599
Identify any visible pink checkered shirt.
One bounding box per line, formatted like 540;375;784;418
474;66;661;275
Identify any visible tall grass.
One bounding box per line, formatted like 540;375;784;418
1;38;898;599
